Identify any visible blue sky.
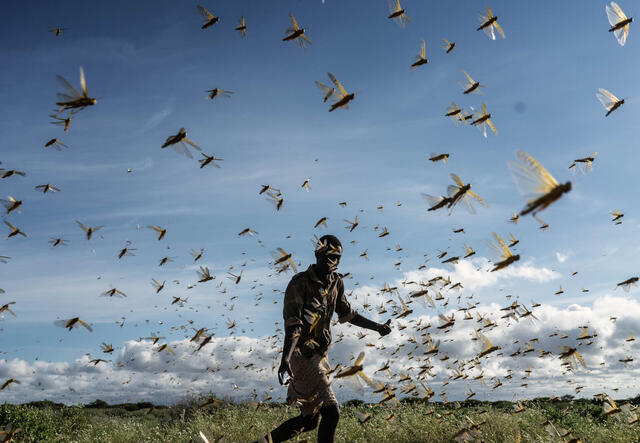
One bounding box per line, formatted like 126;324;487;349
1;0;639;405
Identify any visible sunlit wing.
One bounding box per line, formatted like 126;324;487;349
454;194;477;214
494;21;505;38
327;72;347;97
301;34;312;45
289;13;300;30
508;150;559;202
606;2;627;27
603;397;619;414
462;70;474;84
56;75;82;100
450;173;465;188
490;232;511;260
419;292;435;308
183;137;201;150
477;120;488;138
79;67;88;96
354;351;365;366
420;39;426;58
197;5;213;20
487;118;498;135
79;319;93;331
357;371;380;389
468;190;488;207
283;251;297;272
614;24;629;45
596;88;619;109
479;332;495;350
484;25;496;40
479;13;496;39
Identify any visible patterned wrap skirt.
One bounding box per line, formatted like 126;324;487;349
286;351;338;416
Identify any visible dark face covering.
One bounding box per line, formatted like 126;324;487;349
314;235;342;278
315;251;341;275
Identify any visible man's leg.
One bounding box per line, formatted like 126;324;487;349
256;413;319;443
317;404;340;443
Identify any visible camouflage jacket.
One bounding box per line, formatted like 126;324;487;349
283;264;356;358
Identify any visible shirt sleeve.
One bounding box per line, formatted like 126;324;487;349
283;276;305;330
335;278;357;323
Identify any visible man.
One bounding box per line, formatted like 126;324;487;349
256;234;392;443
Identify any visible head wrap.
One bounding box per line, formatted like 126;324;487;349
315;234;342;256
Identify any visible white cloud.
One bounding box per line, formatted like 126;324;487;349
556;252;569;263
403;257;560;292
1;295;638;405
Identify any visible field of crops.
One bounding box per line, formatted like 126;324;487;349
1;397;639;442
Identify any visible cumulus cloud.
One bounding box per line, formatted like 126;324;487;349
403;257;560;292
1;294;638;405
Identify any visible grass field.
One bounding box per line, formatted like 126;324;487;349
1;397;639;442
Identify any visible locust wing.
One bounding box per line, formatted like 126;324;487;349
508;150;559;203
478;11;495;40
422;193;446;208
478;332;495;352
315;81;340;104
606;2;630;45
289;13;300;30
56;74;83;102
197;5;214;21
596;88;620;111
487;232;512;262
327;72;348;98
493;20;505;39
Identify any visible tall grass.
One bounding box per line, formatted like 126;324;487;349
0;399;638;442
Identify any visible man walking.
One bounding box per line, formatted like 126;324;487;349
256;234;392;443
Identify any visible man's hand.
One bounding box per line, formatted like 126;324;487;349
278;358;292;385
377;319;391;337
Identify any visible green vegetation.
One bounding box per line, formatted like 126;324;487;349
1;397;638;442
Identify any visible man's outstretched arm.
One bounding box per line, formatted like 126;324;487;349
348;314;391;336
